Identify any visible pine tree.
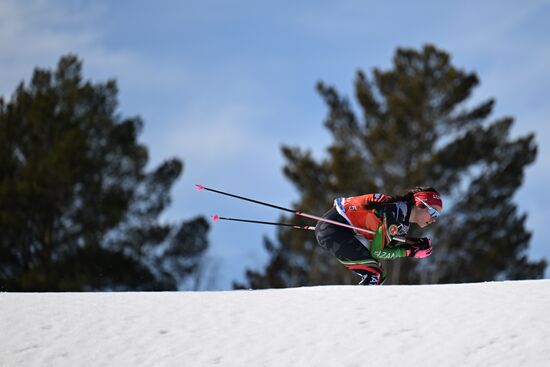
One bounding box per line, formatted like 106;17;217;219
0;55;209;291
238;44;546;288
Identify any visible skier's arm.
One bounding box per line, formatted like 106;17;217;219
371;223;433;260
370;205;409;260
370;226;407;260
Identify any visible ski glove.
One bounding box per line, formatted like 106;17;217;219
405;237;432;258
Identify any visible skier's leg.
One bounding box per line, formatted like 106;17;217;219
341;261;386;285
315;208;385;285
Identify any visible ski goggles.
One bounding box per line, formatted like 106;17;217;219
416;197;441;218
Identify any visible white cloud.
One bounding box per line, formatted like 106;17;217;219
169;103;267;163
0;1;97;92
0;0;191;101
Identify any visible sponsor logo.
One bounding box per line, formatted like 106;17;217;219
372;251;401;259
374;193;382;199
388;224;398;236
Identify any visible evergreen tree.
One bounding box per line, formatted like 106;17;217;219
0;55;209;291
239;44;546;288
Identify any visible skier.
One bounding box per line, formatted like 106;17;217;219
314;187;442;285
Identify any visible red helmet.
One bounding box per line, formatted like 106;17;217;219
413;191;443;209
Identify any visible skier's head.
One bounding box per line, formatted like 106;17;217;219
410;188;442;228
363;187;443;226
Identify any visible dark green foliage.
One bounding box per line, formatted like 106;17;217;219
0;55;209;291
239;44;546;288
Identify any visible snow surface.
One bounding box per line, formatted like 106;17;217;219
1;280;550;367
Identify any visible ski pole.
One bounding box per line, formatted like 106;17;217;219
196;184;295;213
214;214;421;243
196;184;408;243
212;215;316;231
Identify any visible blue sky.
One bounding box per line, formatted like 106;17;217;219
1;0;549;289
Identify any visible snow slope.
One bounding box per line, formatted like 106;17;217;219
1;280;549;367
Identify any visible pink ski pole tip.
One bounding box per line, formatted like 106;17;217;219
212;215;220;221
196;184;204;191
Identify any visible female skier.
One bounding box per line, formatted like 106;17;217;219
315;187;442;285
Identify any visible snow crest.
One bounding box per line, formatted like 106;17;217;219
2;280;549;366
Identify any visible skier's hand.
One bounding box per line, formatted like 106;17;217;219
405;237;432;258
